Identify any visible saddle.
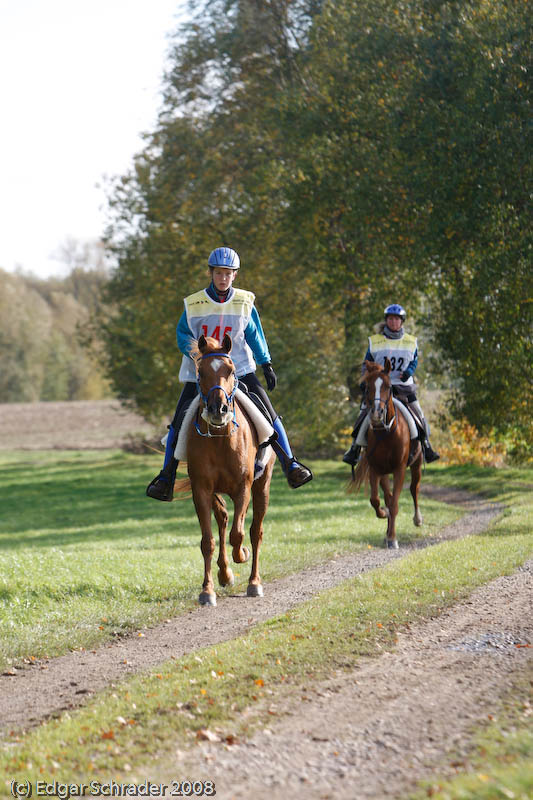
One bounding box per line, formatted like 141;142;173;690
237;380;273;424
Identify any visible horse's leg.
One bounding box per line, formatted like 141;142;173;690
410;456;423;527
192;487;217;606
246;457;274;598
380;474;392;513
229;485;252;565
212;493;234;587
385;466;406;549
369;470;388;519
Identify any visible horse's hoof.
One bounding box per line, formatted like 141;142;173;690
199;592;217;607
242;546;250;563
247;583;264;598
414;513;423;527
218;569;235;587
386;539;399;549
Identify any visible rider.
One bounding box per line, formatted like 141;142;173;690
146;246;313;501
342;303;440;465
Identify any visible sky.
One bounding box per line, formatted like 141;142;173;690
0;0;186;278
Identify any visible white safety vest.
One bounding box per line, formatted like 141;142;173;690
179;288;256;381
368;332;417;386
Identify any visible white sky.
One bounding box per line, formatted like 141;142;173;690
0;0;186;278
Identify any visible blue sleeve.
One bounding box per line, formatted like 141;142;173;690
176;310;195;357
403;348;418;377
244;307;271;365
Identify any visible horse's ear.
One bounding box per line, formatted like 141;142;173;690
221;333;232;353
383;357;391;374
198;335;208;354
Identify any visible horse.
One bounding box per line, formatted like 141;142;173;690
174;334;276;606
348;359;423;548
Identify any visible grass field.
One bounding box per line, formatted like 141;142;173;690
0;450;461;668
1;451;532;797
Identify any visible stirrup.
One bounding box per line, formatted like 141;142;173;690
287;461;313;489
146;470;175;501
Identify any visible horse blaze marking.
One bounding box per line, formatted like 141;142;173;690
374;377;383;411
209;358;225;372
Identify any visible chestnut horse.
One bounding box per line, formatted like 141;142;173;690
348;359;423;548
175;334;275;606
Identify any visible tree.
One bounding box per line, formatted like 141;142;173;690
99;0;532;455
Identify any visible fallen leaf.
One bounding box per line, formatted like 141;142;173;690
196;728;220;742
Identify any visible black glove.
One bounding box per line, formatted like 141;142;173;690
400;371;410;382
262;363;277;391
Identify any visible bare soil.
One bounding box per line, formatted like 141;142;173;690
0;402;531;798
0;400;156;450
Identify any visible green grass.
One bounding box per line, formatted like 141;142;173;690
1;455;532;797
0;451;459;668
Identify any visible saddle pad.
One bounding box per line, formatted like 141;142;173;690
172;389;275;462
355;399;418;446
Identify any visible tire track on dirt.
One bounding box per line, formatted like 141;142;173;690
0;487;502;736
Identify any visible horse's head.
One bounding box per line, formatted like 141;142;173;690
363;359;393;428
195;334;237;428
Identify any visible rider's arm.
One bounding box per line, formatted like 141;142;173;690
176;311;196;358
244;307;271;366
402;348;418;378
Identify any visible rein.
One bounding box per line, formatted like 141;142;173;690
195;352;239;438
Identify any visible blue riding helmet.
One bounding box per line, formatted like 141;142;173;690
384;303;406;320
208;247;240;270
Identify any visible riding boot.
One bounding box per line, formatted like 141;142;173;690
423;440;440;463
146;425;179;501
342;441;361;466
272;417;313;488
342;407;367;465
420;419;440;463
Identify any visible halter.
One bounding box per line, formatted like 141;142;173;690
195;352;239;437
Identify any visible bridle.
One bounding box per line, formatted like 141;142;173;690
195;352;239;437
366;378;397;433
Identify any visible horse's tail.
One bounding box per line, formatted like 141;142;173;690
173;476;192;499
172;479;227;513
346;453;370;494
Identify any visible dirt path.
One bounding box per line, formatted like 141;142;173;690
161;560;532;800
0;487;503;737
